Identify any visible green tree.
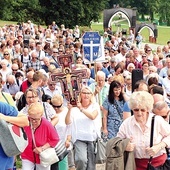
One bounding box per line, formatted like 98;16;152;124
38;0;109;27
158;0;170;25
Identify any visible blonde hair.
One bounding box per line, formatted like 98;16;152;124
112;74;124;85
78;86;95;103
51;94;63;104
28;102;44;115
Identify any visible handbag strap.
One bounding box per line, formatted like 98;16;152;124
148;115;156;163
2;92;9;104
43;102;48;119
30;122;37;148
113;100;123;119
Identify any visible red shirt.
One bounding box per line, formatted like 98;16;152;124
21;118;59;164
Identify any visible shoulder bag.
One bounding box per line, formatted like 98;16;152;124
31;123;59;167
95;137;107;164
147;115;170;170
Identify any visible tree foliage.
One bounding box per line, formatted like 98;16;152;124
0;0;109;27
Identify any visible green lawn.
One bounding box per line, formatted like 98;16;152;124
0;20;17;27
0;19;169;45
91;21;170;45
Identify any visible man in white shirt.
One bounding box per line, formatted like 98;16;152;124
114;45;128;63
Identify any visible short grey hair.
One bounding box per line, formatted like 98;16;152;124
97;70;106;79
128;91;154;112
153;101;169;111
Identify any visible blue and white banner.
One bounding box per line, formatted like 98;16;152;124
82;32;105;64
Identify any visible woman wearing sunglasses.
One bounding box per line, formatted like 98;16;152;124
50;94;71;170
116;91;170;170
65;86;102;170
20;88;58;126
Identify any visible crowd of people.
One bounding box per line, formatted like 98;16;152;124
0;19;170;170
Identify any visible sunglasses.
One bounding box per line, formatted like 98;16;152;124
162;111;170;119
52;104;62;108
49;84;56;86
168;75;170;77
133;108;146;112
12;69;18;71
53;52;58;53
4;53;9;55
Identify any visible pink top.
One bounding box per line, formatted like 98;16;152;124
21;118;59;164
117;113;170;159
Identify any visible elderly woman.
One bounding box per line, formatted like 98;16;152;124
0;59;12;82
21;88;58;126
117;91;170;170
65;86;102;170
21;102;59;170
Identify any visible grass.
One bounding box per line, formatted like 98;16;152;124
91;20;170;45
0;19;169;45
0;20;17;27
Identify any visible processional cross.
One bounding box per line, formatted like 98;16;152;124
50;54;87;106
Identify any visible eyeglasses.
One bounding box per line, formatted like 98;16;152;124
133;108;146;112
26;96;38;99
4;53;9;56
81;92;92;95
28;116;41;121
52;104;62;108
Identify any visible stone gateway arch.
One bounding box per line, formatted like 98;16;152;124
103;7;158;43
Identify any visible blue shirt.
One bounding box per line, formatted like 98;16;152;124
0;102;18;170
90;67;110;79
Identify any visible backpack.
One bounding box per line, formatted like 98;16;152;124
16;94;27;111
20;54;31;63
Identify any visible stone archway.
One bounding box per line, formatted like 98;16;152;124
103;7;158;43
135;23;158;43
103;7;137;30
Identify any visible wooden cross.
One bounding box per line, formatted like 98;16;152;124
50;54;87;106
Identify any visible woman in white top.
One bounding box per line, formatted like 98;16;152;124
50;94;71;170
65;86;102;170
